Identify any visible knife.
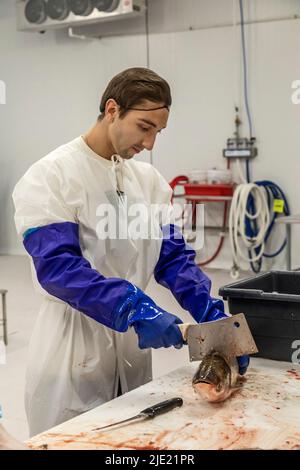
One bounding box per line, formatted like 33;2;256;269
94;397;183;432
179;313;258;362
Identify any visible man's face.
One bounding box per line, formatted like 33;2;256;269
107;100;169;159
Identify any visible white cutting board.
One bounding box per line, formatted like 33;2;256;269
27;358;300;450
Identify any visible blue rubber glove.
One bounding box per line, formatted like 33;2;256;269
128;295;184;350
236;355;250;375
154;225;227;323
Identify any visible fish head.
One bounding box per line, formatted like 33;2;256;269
192;351;233;403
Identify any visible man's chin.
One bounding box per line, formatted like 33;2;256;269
120;149;136;159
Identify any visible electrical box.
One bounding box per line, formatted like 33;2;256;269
16;0;145;32
223;137;258;159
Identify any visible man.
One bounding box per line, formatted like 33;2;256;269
12;67;248;436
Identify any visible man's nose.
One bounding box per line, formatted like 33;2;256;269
142;134;156;151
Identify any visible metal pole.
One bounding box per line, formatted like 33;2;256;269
286;224;292;270
1;291;8;346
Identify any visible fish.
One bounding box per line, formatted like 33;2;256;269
192;351;242;403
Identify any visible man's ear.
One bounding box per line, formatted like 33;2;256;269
105;99;119;122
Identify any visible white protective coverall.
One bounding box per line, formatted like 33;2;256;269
12;136;173;436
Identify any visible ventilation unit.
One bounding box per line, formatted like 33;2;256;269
16;0;145;31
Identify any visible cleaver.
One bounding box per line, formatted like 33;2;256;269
179;313;258;362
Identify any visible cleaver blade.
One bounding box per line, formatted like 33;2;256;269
179;313;258;362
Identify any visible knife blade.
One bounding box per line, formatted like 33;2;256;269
94;397;183;432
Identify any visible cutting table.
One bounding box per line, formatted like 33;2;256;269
27;358;300;450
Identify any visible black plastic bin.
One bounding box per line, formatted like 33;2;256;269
219;271;300;362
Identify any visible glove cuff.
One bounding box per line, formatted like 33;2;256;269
112;283;145;331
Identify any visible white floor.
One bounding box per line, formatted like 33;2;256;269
0;255;253;441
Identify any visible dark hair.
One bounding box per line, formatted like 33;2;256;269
98;67;172;120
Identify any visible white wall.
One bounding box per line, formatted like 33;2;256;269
0;0;149;254
149;6;300;270
1;0;300;271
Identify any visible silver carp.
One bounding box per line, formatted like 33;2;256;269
192;351;241;403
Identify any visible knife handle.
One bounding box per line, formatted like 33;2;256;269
141;397;183;418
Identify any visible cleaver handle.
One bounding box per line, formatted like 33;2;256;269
178;323;191;342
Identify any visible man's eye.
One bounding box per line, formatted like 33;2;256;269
138;125;149;132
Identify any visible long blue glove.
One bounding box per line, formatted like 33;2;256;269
128;294;183;349
154;225;226;322
154;224;249;374
236;355;249;375
23;221;183;349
